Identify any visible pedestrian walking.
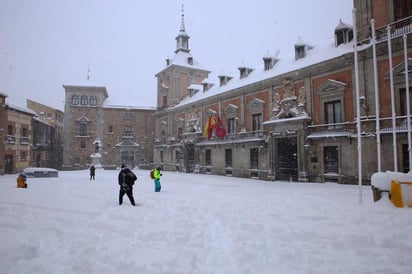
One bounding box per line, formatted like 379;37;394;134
118;164;137;206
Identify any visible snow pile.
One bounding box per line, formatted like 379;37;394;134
0;170;411;274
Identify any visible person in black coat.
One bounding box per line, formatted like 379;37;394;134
118;164;137;206
89;165;96;180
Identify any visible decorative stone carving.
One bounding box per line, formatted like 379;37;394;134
272;79;308;119
186;110;200;132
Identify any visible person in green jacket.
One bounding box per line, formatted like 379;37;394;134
153;166;162;192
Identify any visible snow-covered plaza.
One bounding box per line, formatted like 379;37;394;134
0;169;411;274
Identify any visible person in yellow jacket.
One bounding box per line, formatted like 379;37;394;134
16;173;27;188
153;167;162;192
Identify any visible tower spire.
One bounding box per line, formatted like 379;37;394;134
175;4;190;54
180;4;185;32
87;65;91;81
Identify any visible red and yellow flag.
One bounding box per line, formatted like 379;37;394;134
202;115;216;140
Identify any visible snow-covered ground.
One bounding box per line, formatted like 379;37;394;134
0;169;411;274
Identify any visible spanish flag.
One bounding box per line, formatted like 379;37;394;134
202;115;216;140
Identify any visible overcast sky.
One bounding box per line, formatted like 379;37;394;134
0;0;353;111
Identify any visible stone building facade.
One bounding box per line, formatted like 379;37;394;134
27;99;64;169
1;95;35;174
153;0;412;184
0;93;7;174
62;85;155;170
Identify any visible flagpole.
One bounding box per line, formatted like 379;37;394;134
371;19;381;172
353;8;363;204
404;34;411;171
387;26;398;171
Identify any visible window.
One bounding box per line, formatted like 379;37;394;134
335;28;353;46
295;45;305;59
80;96;88;106
252;114;262;131
163;95;167;107
177;127;183;137
80;140;86;149
79;122;88;136
124;125;132;136
161;129;166;144
71;96;79;105
399;87;412;116
21;127;28;137
123;112;133;120
228;118;236;134
324;146;339;173
250;148;259;169
324;100;342;126
108;126;113;133
225;149;232;167
175;150;181;161
394;0;412;21
7;125;13;135
205;149;211;165
89;96;97;106
20;151;26;161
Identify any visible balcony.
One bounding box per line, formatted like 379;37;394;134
359;15;412;44
20;136;31;145
75;132;90;138
4;135;16;144
307;122;356;140
375;16;412;42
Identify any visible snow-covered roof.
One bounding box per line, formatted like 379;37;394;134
103;105;156;111
33;115;54;126
161;51;209;73
335;19;353;31
187;84;203;91
6;99;36;115
173;38;363;109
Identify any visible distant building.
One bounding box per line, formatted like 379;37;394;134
27;99;64;169
0;92;8;174
2;97;35;174
62;85;155;170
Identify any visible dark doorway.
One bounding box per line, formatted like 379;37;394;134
402;144;410;173
121;150;135;168
323;146;339;173
5;155;13;174
276;137;298;181
185;144;195;173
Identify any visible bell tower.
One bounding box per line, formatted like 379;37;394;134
175;5;190;54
